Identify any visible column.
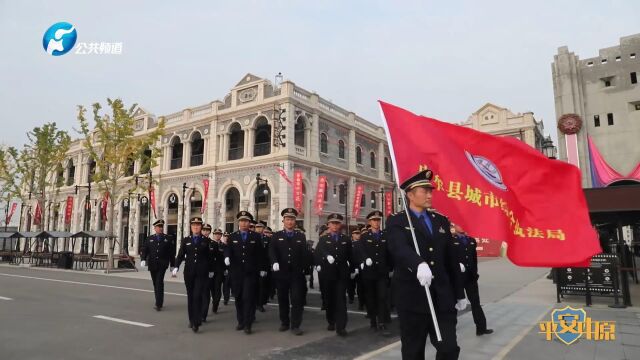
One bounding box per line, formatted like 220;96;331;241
348;129;356;172
378;142;385;180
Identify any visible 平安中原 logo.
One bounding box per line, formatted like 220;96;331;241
42;22;77;56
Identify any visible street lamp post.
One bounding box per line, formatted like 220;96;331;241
371;187;385;229
255;173;269;223
181;182;196;239
333;180;349;235
542;135;557;159
75;176;92;254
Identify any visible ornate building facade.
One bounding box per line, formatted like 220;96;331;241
42;74;394;255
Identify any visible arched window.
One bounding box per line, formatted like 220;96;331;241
323;179;328;202
294;117;306;148
228;123;244;160
190;191;203;216
384;157;390;173
225;187;240;233
56;164;64;187
339;184;346;205
360;193;366;207
66;160;75;186
254;117;271;157
190;132;204;166
320;133;328;154
356;146;362;165
170;137;183;169
370;151;376;169
338;140;345;159
370;191;377;208
166;193;179;239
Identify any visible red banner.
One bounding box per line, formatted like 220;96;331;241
379;101;600;267
202;179;209;214
150;185;157;219
352;183;364;219
6;202;17;225
33;201;42;225
276;166;293;187
293;170;303;213
314;176;327;215
384;191;393;217
64;196;73;225
101;192;109;222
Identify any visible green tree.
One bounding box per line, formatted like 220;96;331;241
78;98;165;271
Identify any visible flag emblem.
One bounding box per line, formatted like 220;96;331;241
464;151;507;191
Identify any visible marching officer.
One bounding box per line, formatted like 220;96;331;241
356;211;392;336
315;213;358;337
255;220;270;312
172;217;215;333
222;231;231;306
450;223;493;336
224;211;267;334
208;228;227;314
201;224;222;322
386;169;468;359
140;219;175;311
348;227;366;311
269;208;312;336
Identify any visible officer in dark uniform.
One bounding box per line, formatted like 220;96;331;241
224;211;267;334
208;228;227;314
315;213;358;337
222;231;231;305
386;169;468;360
306;239;315;289
140;219;175;311
450;223;493;336
255;220;270;312
172;217;215;333
357;211;393;335
269;208;311;336
201;224;222;322
348;227;366;311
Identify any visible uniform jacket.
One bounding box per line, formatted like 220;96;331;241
314;232;355;282
355;230;393;280
175;235;215;278
269;229;312;279
453;235;479;283
140;233;176;271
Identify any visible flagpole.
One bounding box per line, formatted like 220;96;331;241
379;102;441;342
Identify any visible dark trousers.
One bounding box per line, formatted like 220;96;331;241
150;267;167;307
363;277;390;326
210;273;225;312
223;272;231;302
308;268;314;288
323;277;348;331
276;274;306;329
465;281;487;332
234;276;257;328
184;273;209;327
258;272;272;306
348;275;365;307
398;309;460;360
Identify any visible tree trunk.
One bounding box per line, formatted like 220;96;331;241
106;200;115;273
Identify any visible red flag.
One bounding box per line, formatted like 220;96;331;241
202;179;209;214
64;196;74;225
314;176;327;215
149;185;157;219
101;192;109;222
33;201;42;225
379;101;601;267
384;191;393;217
352;184;364;218
6;202;17;224
276;166;294;187
294;171;304;213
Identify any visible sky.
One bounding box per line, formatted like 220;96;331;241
1;0;639;149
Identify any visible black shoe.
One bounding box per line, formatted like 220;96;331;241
188;322;193;329
236;324;244;331
379;324;391;336
212;308;218;314
358;304;364;311
370;322;378;330
291;328;303;336
336;329;348;337
476;329;494;336
154;306;161;311
224;300;229;305
279;324;290;332
348;298;354;304
202;318;207;323
244;326;252;335
192;325;199;333
258;305;265;312
327;324;335;331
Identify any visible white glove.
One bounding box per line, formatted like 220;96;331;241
388;271;394;278
360;263;364;270
416;262;433;287
459;263;466;273
350;271;358;279
224;257;230;266
171;268;178;277
365;258;373;266
209;272;214;278
224;270;228;276
272;262;280;272
260;271;267;277
305;275;311;282
140;260;146;267
315;265;321;272
455;298;470;311
326;255;335;264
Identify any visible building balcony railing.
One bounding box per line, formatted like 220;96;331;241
170;158;183;170
228;147;243;161
190;154;203;167
253;143;271;157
